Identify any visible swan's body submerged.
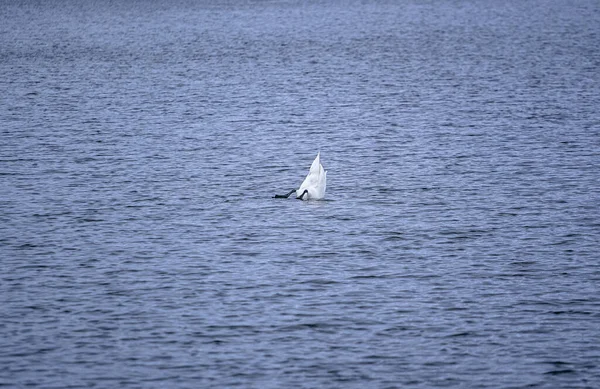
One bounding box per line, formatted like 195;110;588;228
296;152;327;200
274;152;327;200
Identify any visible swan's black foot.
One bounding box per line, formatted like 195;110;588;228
273;189;296;199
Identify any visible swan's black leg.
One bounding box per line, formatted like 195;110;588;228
296;189;308;200
273;189;296;199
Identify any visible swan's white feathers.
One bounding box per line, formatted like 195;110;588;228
296;152;327;200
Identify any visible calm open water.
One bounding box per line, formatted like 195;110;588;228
1;0;600;388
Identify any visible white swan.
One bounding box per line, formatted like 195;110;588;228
296;151;327;200
274;152;327;200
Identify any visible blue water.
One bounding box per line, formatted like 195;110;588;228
1;0;600;388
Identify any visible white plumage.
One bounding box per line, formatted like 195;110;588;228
296;152;327;200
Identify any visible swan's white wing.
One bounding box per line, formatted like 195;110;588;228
297;171;317;198
315;167;326;199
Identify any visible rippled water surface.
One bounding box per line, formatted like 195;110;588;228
1;0;600;387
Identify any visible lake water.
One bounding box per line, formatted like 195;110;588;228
1;0;599;387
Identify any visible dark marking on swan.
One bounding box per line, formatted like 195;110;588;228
273;189;296;199
296;189;308;200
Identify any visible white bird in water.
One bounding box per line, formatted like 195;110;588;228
274;152;327;200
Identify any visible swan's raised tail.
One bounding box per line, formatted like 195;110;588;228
274;152;326;200
296;152;326;200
